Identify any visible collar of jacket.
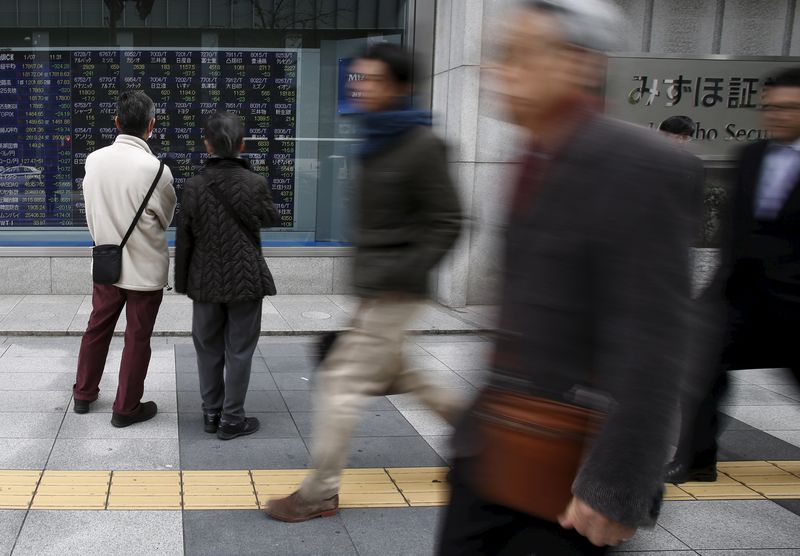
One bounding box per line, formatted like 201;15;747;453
114;134;153;154
204;156;251;170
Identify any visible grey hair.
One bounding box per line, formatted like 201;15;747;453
116;90;156;137
523;0;628;52
203;110;245;158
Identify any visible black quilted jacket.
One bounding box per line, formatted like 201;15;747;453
174;157;277;302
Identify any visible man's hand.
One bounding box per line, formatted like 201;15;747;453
557;497;636;547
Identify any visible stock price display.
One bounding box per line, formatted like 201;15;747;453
0;49;298;228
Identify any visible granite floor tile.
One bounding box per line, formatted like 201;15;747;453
721;384;799;406
344;436;446;468
178;412;300;440
696;551;800;555
0;295;23;315
0;412;64;439
419;342;492;371
720;405;800;431
270;300;353;332
103;356;177;373
414;334;490;344
174;357;269;375
279;390;394;412
264;356;316;373
766;431;800;448
774;499;800;517
257;341;314;358
341;507;441;556
183;510;357;556
422;435;452;461
398;410;453;436
0;510;25;556
658;500;800;550
0;356;78;373
0;297;83;333
610;525;691;552
13;511;183;556
0;391;71;412
454;370;491;388
293;411;417;438
272;373;313;391
47;438;179;470
175;370;277;392
404;355;450;371
718;429;800;461
58;411;178;439
90;391;177;413
719;414;759;432
0;439;53;468
99;370;177;391
729;368;797;386
178;390;286;413
179;437;310;470
761;382;800;402
388;387;477;411
404;370;474;389
0;372;74;391
2;344;80;358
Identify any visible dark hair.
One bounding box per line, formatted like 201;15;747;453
659;115;695;137
116;90;156;137
203;110;245;158
765;67;800;88
360;43;413;85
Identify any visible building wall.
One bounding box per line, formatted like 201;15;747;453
433;0;796;306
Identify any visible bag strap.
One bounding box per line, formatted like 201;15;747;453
208;182;262;251
120;161;165;249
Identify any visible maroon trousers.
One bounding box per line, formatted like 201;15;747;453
73;284;163;415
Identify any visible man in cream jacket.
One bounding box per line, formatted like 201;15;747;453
72;90;177;428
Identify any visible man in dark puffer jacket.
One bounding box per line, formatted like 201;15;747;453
175;110;278;440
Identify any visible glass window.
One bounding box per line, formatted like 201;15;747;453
0;0;408;247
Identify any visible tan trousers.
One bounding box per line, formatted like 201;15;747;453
299;297;463;501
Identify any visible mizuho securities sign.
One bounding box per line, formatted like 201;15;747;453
604;56;800;158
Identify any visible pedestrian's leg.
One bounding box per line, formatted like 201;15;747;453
389;366;466;425
299;299;417;502
220;300;262;424
193;301;227;415
115;289;163;415
74;285;126;402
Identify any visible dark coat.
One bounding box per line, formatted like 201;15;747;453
455;116;703;527
723;140;800;317
352;126;462;296
174;157;277;303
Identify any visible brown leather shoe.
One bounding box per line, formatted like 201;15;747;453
264;490;339;522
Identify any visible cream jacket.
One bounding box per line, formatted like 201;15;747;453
83;134;177;291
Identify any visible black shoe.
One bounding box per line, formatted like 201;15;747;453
204;413;221;434
664;461;717;484
217;417;260;440
73;399;94;414
111;401;158;428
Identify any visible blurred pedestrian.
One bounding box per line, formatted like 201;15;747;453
666;67;800;483
73;90;176;427
265;43;463;522
174;110;278;440
437;1;702;553
659;115;695;143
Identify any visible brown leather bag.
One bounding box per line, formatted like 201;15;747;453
473;388;603;522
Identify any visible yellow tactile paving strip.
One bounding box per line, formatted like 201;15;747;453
4;462;800;510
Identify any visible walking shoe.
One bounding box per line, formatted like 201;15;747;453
265;491;339;522
204;412;221;434
216;417;260;440
664;461;717;484
111;401;158;428
73;398;95;414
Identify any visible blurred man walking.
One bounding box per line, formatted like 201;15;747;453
266;43;463;523
438;1;702;554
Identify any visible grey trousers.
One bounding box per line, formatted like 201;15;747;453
192;299;262;425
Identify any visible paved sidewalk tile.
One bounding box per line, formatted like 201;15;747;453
0;413;64;440
47;439;180;470
58;412;178;439
0;392;70;413
657;500;800;550
179;438;311;470
183;510;358;556
341;507;441;556
13;511;183;556
0;510;26;554
178;412;300;440
292;411;418;438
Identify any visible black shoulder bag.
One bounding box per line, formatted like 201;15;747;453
92;161;166;285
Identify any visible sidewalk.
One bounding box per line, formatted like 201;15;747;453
0;295;498;336
3;334;800;554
